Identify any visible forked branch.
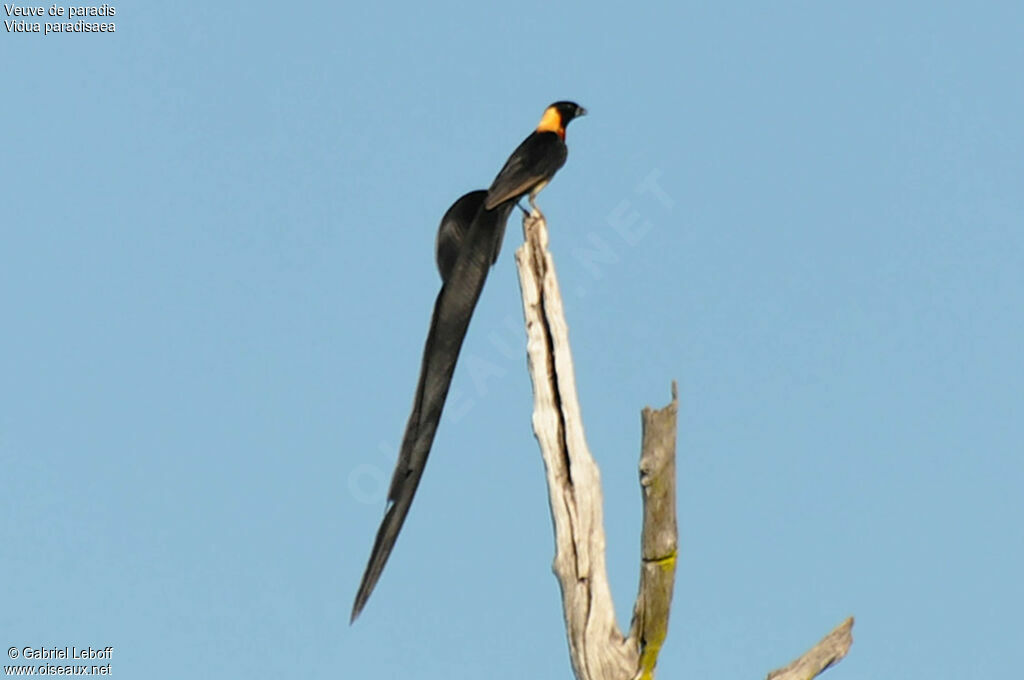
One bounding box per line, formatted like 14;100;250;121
512;210;853;680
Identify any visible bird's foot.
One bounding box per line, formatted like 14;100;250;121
528;196;545;222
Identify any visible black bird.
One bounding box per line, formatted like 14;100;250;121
485;101;587;216
351;191;514;622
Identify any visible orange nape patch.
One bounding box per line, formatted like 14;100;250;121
535;106;565;138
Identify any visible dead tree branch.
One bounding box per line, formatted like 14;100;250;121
628;384;679;679
767;617;855;680
513;210;853;680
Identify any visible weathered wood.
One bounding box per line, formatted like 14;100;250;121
514;211;677;680
628;383;679;680
766;617;854;680
513;209;853;680
514;211;635;680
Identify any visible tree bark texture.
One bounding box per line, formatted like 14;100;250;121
513;210;853;680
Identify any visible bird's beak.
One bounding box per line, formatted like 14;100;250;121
576;106;588;117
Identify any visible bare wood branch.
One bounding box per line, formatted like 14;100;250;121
514;211;635;680
628;383;679;680
514;211;682;680
766;617;855;680
513;210;853;680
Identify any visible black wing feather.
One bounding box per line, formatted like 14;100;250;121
484;131;567;210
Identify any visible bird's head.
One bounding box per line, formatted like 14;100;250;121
536;101;587;139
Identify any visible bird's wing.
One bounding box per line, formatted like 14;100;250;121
484;132;567;210
351;194;514;622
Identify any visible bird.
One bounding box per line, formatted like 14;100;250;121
352;101;586;621
484;100;587;218
351;191;514;622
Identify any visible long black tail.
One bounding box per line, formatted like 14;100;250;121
351;195;513;622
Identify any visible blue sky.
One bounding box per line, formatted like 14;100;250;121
3;2;1022;678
